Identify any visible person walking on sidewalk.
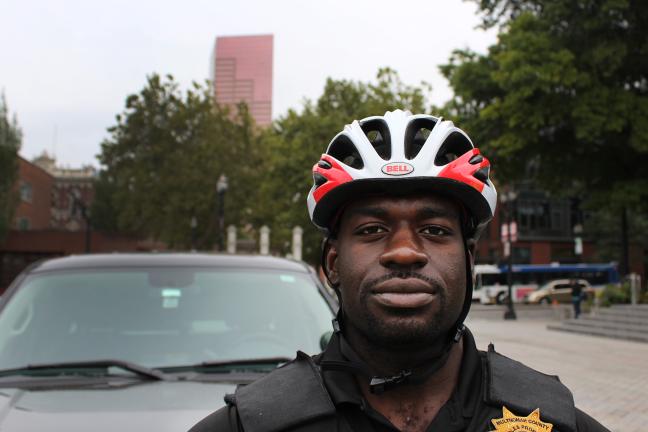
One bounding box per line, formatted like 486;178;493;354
571;279;584;319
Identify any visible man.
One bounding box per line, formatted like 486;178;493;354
570;279;584;319
190;110;609;431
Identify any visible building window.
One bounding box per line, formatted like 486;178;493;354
20;182;33;203
515;192;572;239
17;217;30;231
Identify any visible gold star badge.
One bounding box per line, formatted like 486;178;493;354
491;406;553;432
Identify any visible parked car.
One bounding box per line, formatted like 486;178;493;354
524;279;593;304
0;253;336;431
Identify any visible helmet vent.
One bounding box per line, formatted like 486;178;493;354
313;172;328;187
327;134;364;169
434;132;473;166
405;118;437;160
360;119;391;160
474;166;490;183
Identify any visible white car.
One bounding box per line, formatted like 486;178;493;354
524;279;593;304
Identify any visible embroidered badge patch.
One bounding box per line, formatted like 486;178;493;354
491;406;553;432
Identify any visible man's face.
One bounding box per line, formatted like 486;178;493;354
327;193;468;348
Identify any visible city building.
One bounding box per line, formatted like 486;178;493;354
474;183;645;280
13;157;54;231
1;153;160;291
32;151;96;231
212;34;273;126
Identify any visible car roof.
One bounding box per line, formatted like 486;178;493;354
28;253;311;274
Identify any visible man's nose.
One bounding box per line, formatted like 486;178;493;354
379;226;428;270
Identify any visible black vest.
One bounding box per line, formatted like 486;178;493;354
230;349;577;432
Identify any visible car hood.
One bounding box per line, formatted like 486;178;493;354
0;379;238;432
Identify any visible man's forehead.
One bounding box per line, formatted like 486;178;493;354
341;193;462;220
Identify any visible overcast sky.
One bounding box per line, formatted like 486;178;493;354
1;0;497;168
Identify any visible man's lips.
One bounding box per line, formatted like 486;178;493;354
371;278;438;309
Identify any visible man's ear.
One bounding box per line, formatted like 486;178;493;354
323;238;340;288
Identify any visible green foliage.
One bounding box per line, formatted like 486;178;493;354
94;74;261;249
442;1;648;215
598;283;630;307
251;68;431;263
582;203;648;264
0;93;22;240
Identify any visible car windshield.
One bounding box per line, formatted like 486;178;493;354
0;267;333;371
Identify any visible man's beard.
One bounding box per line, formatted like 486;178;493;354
346;271;453;349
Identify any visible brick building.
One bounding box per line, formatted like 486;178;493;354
0;153;160;292
212;34;273;126
13;157;54;231
32;151;95;231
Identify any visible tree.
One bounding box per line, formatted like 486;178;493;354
94;74;261;249
250;68;431;263
0;93;22;240
440;0;648;274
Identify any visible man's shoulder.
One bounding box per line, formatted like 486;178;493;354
226;351;335;432
482;346;576;431
189;406;240;432
482;347;609;432
576;408;610;432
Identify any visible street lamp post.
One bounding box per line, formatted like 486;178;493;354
216;174;228;252
501;190;517;320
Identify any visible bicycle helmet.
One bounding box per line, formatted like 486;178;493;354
307;109;497;239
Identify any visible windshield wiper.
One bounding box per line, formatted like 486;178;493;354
199;356;293;368
161;356;293;373
0;359;170;381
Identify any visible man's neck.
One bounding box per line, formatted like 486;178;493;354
343;325;455;375
348;332;464;432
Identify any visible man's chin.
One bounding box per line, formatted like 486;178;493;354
358;315;448;349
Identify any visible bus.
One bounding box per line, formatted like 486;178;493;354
475;262;620;304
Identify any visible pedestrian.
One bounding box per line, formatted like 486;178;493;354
571;279;584;319
189;110;609;431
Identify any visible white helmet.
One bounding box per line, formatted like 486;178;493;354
307;110;497;238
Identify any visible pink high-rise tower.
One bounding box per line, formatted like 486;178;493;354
212;34;273;126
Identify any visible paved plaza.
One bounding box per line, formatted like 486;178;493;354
466;317;648;432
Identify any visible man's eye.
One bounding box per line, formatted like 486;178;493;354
357;226;386;235
421;226;449;236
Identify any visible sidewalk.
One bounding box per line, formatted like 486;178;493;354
467;317;648;432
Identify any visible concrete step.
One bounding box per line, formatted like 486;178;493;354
548;305;648;343
610;304;648;309
547;322;648;343
580;314;648;327
596;306;648;319
560;318;648;333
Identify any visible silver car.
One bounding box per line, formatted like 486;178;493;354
0;254;336;431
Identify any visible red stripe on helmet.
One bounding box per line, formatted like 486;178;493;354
437;148;488;193
312;154;354;202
